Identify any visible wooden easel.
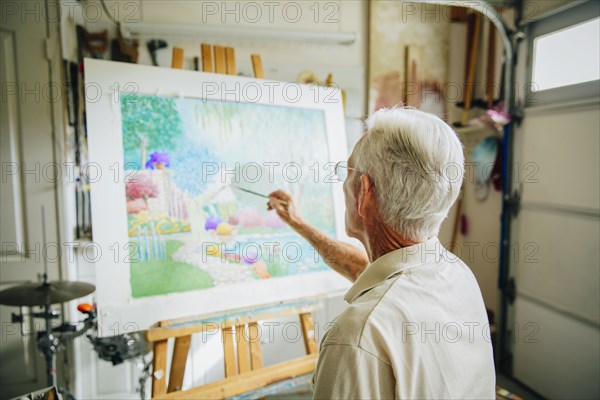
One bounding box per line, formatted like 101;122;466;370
146;45;320;399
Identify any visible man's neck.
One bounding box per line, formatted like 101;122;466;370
363;222;422;263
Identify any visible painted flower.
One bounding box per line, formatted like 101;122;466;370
145;151;171;169
204;216;221;231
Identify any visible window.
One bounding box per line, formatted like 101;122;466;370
532;17;600;91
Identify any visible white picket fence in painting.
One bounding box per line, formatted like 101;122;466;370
168;187;189;221
136;221;167;262
142;169;189;222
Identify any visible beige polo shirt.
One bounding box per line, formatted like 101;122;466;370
312;236;496;399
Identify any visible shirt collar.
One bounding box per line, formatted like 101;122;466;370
344;236;445;303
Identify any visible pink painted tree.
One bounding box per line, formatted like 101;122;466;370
126;174;158;205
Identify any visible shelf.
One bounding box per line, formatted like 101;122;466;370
124;22;357;46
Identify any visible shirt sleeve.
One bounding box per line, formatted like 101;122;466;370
312;344;395;400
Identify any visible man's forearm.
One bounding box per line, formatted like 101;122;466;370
290;220;369;282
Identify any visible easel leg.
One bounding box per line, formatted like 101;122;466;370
168;335;191;393
300;313;319;354
237;324;251;374
248;322;263;369
151;339;168;397
223;327;237;377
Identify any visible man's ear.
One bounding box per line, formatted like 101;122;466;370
357;174;374;218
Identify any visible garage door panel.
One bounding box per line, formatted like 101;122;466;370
520;107;600;210
513;296;600;399
514;208;600;325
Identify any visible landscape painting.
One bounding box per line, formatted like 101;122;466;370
120;94;336;298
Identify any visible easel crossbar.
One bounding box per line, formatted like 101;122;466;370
154;354;318;400
146;302;320;342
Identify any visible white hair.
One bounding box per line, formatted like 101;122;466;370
353;107;465;242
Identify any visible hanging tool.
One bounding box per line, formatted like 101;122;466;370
461;12;482;126
111;24;139;63
84;29;109;58
486;19;497;109
147;39;168;66
449;9;499;112
69;62;80;164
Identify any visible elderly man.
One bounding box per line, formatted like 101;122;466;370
268;108;495;399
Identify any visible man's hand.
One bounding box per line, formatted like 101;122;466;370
266;189;369;282
267;190;305;230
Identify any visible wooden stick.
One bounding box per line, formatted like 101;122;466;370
248;322;263;369
236;324;251;373
223;327;237;377
461;13;482;126
168;335;191;393
201;44;213;72
225;47;236;75
300;312;319;354
486;19;496;109
464;12;475;85
325;73;334;87
251;54;265;79
171;47;184;69
151;339;169;397
403;46;409;104
214;45;226;74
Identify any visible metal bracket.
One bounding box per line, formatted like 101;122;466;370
512;103;525;126
505;190;521;217
11;312;23;324
505;277;517;304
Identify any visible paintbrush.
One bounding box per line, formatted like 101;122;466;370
231;185;288;206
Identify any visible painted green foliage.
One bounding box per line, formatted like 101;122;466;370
121;95;183;169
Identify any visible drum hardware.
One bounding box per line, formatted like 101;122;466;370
87;331;150;366
0;275;96;393
1;208;150;398
137;357;153;400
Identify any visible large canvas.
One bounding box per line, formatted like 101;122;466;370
85;60;349;336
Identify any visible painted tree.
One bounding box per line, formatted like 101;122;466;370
126;174;158;204
121;94;183;169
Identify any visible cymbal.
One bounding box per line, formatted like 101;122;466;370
0;281;95;306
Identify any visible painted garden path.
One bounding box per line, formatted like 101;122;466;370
171;236;256;287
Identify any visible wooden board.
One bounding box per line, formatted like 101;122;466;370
214;45;225;74
171;47;184;69
201;44;213;73
148;301;320;342
225;47;236;75
251;54;264;79
155;354;318;400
